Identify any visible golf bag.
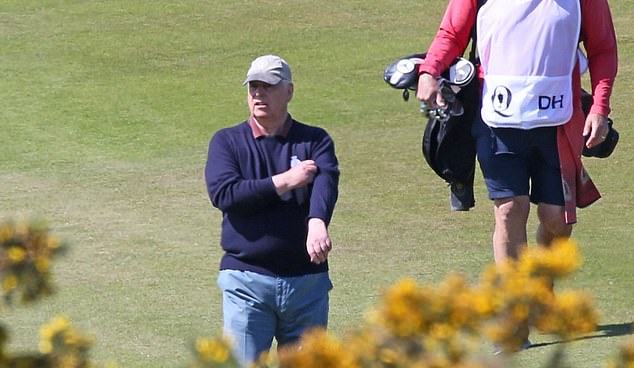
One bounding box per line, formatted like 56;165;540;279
383;53;479;211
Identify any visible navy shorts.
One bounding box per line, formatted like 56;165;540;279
472;116;565;205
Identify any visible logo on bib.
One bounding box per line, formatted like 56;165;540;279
492;86;512;117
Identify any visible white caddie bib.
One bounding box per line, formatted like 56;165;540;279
477;0;581;129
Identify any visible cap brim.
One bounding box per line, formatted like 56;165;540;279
243;73;283;85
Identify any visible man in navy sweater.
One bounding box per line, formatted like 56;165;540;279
205;54;340;366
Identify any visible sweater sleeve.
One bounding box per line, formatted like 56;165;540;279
307;129;339;226
581;0;618;117
205;128;279;214
418;0;477;77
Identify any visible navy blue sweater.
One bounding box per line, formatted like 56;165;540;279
205;117;339;277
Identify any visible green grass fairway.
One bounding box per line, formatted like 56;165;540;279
1;1;632;366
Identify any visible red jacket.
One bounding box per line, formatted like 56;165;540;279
419;0;618;223
419;0;617;117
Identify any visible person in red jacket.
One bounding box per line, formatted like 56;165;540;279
417;0;617;351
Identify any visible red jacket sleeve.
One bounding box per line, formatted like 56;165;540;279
418;0;477;78
581;0;618;117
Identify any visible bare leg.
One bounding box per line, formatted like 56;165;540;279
536;203;572;292
492;196;531;263
492;196;531;348
536;203;573;246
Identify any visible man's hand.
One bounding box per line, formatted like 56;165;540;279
272;160;317;195
306;218;331;264
416;73;446;109
583;113;610;149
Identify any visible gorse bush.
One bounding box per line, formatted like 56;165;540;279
2;219;633;367
0;219;99;368
190;239;633;368
0;219;65;305
190;336;240;368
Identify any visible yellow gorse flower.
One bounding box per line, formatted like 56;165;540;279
536;291;598;337
39;315;93;355
1;219;66;304
39;315;71;353
35;256;50;273
518;238;582;278
347;240;598;365
372;277;429;337
2;275;18;292
195;337;232;364
277;328;359;368
7;246;27;263
47;234;61;250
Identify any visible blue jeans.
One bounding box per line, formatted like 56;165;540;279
217;270;332;366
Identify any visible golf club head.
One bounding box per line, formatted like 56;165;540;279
383;53;425;90
384;53;475;90
447;58;475;87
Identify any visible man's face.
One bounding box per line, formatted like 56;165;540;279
247;80;293;122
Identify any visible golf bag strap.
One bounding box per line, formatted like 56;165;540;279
469;0;582;61
468;0;488;63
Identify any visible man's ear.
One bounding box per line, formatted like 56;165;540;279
287;83;294;103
